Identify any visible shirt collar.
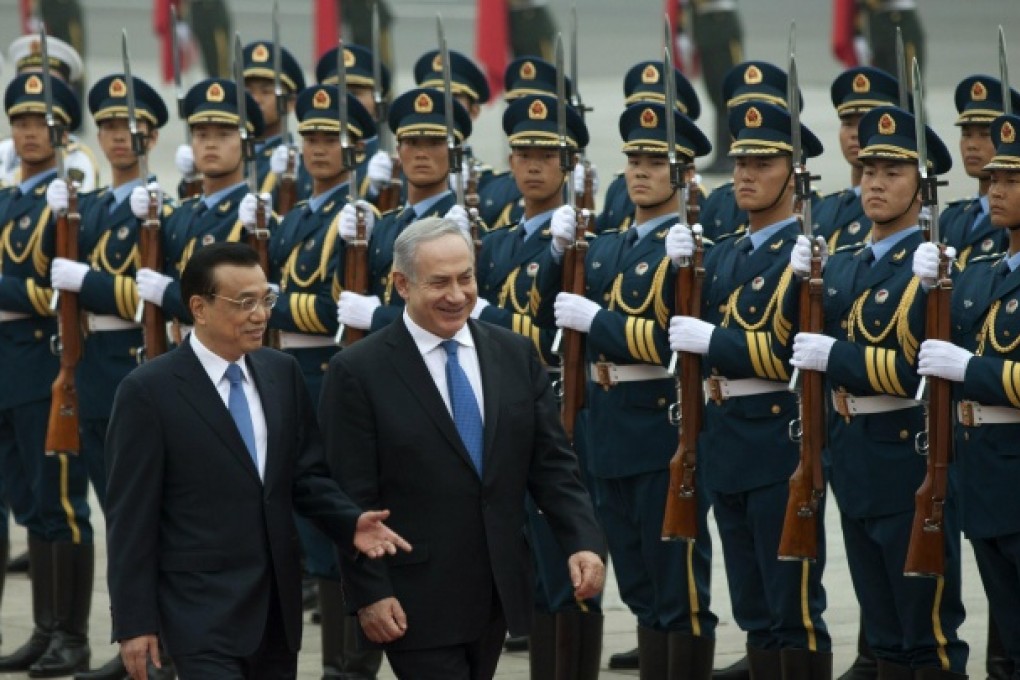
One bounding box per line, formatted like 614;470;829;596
979;194;990;216
308;182;347;213
203;181;247;212
403;310;476;357
521;208;556;240
189;331;252;387
852;185;862;198
109;178;143;210
255;135;282;154
411;190;452;218
630;213;678;244
1005;251;1020;273
748;216;797;252
19;169;57;195
868;225;920;263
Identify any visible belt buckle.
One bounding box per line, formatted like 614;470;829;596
706;376;723;405
834;388;852;422
959;401;975;427
594;362;615;391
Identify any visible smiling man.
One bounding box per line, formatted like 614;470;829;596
320;217;605;680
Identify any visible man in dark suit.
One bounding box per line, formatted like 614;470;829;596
320;217;606;679
104;242;410;680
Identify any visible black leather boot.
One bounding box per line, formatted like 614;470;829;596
780;648;833;680
913;668;968;680
29;542;93;677
74;654;127;680
715;656;751;680
0;537;54;671
875;660;913;680
638;626;669;680
528;611;556;680
747;645;783;680
610;645;640;670
986;613;1014;680
668;632;715;680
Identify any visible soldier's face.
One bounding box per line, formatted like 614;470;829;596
11;114;54;165
839;114;863;167
510;146;564;203
397;136;448;189
959;124;995;180
861;160;920;225
191;123;243;178
393;233;476;340
624;153;674;207
732;156;793;213
97;119;157;172
300;131;344;181
988;170;1020;228
190;264;271;362
245;78;278;129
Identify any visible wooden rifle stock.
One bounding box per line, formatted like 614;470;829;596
559;210;591;442
276;147;298;215
904;252;952;577
139;189;167;359
465;158;484;257
180;176;203;199
341;206;370;345
247;196;278;348
777;249;826;561
375;155;402;214
661;195;704;542
45;185;82;455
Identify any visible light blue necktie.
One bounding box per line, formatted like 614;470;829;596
441;339;484;476
224;363;258;468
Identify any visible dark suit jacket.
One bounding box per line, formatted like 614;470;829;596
319;317;605;651
104;338;362;657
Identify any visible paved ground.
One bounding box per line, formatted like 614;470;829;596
0;1;1012;677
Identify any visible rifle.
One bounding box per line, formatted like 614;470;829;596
273;0;297;215
661;16;701;542
172;3;202;198
437;16;465;208
569;1;595;213
371;0;402;214
337;39;369;347
234;34;276;348
123;32;167;361
904;57;950;578
41;24;81;456
778;25;826;561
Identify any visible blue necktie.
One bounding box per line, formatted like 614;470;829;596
224;363;258;469
441;339;484;476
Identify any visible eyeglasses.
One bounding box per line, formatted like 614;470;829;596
209;293;278;313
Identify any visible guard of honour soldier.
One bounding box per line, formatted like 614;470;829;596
2;15;1020;680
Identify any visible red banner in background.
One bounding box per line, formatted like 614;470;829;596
832;0;859;67
476;0;508;100
315;0;341;63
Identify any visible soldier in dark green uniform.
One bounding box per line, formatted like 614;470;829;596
913;112;1020;680
0;72;93;678
813;67;899;253
670;100;830;680
790;106;967;679
339;0;395;75
860;0;924;89
508;0;558;60
549;101;717;679
185;0;232;78
335;87;472;336
938;76;1020;269
268;84;383;680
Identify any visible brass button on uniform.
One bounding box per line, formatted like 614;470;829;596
34;329;43;340
657;397;667;407
899;429;909;440
771;404;781;415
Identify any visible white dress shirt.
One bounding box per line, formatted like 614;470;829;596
403;311;485;421
189;333;268;480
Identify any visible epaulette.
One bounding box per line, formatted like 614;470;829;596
968;252;1004;265
834;241;868;254
380;206;402;218
599;226;623;235
714;224;746;242
294;199;310;209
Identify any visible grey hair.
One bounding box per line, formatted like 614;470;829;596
392;217;474;282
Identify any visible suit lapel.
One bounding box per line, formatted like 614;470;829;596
173;341;262;485
247;351;280;488
470;320;501;477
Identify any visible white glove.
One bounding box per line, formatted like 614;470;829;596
917;339;973;383
791;332;837;373
912;242;956;290
175;144;195;176
554;292;600;333
337;291;381;330
549;205;576;256
45;179;68;213
471;297;490;319
239;192;273;231
573;162;599;196
366;150;393;193
675;32;695;74
444;204;470;236
854;35;873;67
449;162;471;192
665;224;694;266
790;235;829;277
136;268;173;306
129;182;163;220
337;201;376;243
270;144;291;175
669;316;715;355
50;257;89;292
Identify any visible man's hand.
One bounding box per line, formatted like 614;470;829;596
791;332;837;373
550;205;576;256
790;235;829;277
568;550;605;601
337;201;377;243
665;224;694;267
669;316;715;355
174;144;195;176
573;162;599;196
554;292;600;333
354;509;413;558
51;257;89;293
120;634;161;680
366;150;393;194
136;268;173;307
46;178;69;213
337;291;381;330
917;339;973;383
130;182;163;220
239;193;273;231
444;205;470;236
270;145;291;175
358;597;408;643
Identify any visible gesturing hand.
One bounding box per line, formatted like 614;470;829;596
353;509;412;558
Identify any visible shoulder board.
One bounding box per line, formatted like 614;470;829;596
968;252;1004;265
380;206;402;218
945;197;974;207
714;225;747;242
599;227;622;235
834;241;868;254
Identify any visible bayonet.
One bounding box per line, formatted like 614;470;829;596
437;15;464;206
554;34;574;210
1001;26;1012;117
336;39;357;194
371;1;390;153
122;31;148;184
39;23;65;182
569;1;590;121
896;27;909;110
272;0;289;145
664;16;681;208
233;34;256;197
170;3;189;143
